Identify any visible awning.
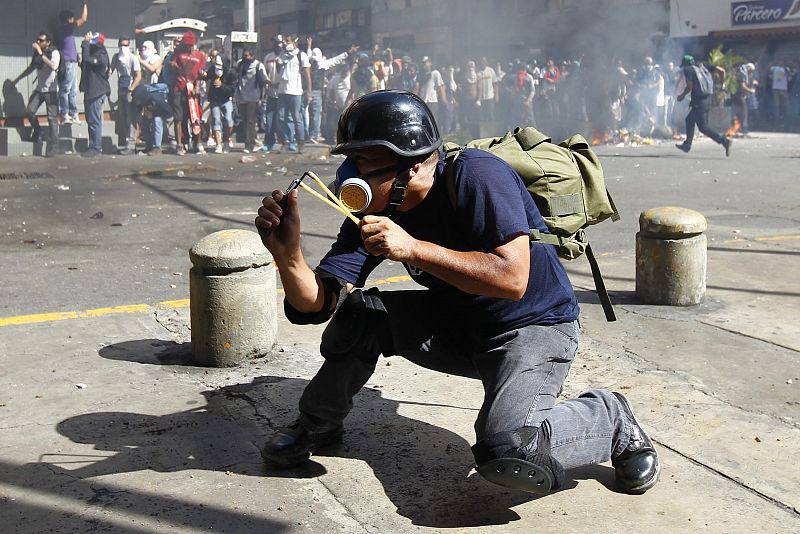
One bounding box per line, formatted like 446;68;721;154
711;25;800;39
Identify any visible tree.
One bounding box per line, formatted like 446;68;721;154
707;45;746;107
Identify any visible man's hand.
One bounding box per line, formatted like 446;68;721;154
255;188;301;255
32;42;42;55
676;94;685;102
360;215;417;262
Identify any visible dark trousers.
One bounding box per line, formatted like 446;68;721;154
684;103;726;147
115;89;136;149
26;91;59;155
297;289;630;470
261;96;280;146
239;101;259;150
85;95;106;153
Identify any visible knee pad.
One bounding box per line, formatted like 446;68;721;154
320;288;390;364
472;424;565;495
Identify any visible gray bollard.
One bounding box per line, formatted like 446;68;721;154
189;229;277;366
636;206;707;306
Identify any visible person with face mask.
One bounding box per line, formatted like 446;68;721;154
169;31;207;155
78;31;110;157
110;36;142;155
275;35;310;153
236;47;268;153
139;40;162;85
254;90;660;498
306;38;358;144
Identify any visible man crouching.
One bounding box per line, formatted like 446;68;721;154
254;90;659;495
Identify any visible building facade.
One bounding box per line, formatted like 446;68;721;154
670;0;800;63
230;0;671;66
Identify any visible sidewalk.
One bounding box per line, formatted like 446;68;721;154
1;266;798;532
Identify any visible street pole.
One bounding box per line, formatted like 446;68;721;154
247;0;255;33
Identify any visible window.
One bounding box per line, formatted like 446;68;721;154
336;10;352;27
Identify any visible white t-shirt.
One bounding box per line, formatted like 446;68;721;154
278;50;310;96
37;49;60;93
112;51;141;90
328;71;351;108
770;66;788;91
263;51;281;98
140;53;161;84
477;66;496;101
419;69;444;103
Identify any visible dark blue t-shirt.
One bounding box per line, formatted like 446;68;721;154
317;149;579;338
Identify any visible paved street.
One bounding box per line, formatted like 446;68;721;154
1;133;799;532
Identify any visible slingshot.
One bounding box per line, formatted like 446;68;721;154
299;171;361;225
259;171;360;240
284;171;361;226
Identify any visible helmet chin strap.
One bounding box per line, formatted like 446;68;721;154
383;154;429;216
384;168;411;217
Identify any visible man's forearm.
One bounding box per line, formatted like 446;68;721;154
275;251;327;313
407;236;530;300
76;2;89;27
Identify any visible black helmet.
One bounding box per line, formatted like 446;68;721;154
331;90;442;158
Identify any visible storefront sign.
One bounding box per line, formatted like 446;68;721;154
731;0;800;25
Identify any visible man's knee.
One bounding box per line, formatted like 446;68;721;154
472;423;566;494
320;288;391;364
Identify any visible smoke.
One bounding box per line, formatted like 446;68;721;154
451;0;671;67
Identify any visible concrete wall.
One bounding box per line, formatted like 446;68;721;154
1;1;138;119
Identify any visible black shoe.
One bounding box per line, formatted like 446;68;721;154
261;419;344;468
724;138;733;157
612;393;660;494
81;149;101;158
675;143;690;153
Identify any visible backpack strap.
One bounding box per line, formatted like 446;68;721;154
584;243;616;322
607;189;621;222
442;145;464;210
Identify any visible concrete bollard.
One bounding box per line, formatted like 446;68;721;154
636;207;707;306
189;229;277;367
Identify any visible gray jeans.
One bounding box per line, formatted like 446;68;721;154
298;289;632;470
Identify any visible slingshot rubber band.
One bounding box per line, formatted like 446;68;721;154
299;182;358;221
306;171;360;223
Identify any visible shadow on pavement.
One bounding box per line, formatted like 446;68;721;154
0;458;287;532
62;342;622;528
99;339;194;365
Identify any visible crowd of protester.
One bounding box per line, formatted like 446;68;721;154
8;1;800;157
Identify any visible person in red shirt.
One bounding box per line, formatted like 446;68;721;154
169;31;206;155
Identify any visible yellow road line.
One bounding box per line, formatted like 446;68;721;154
753;234;800;242
0;276;414;328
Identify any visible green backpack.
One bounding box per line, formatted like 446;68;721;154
443;126;620;321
